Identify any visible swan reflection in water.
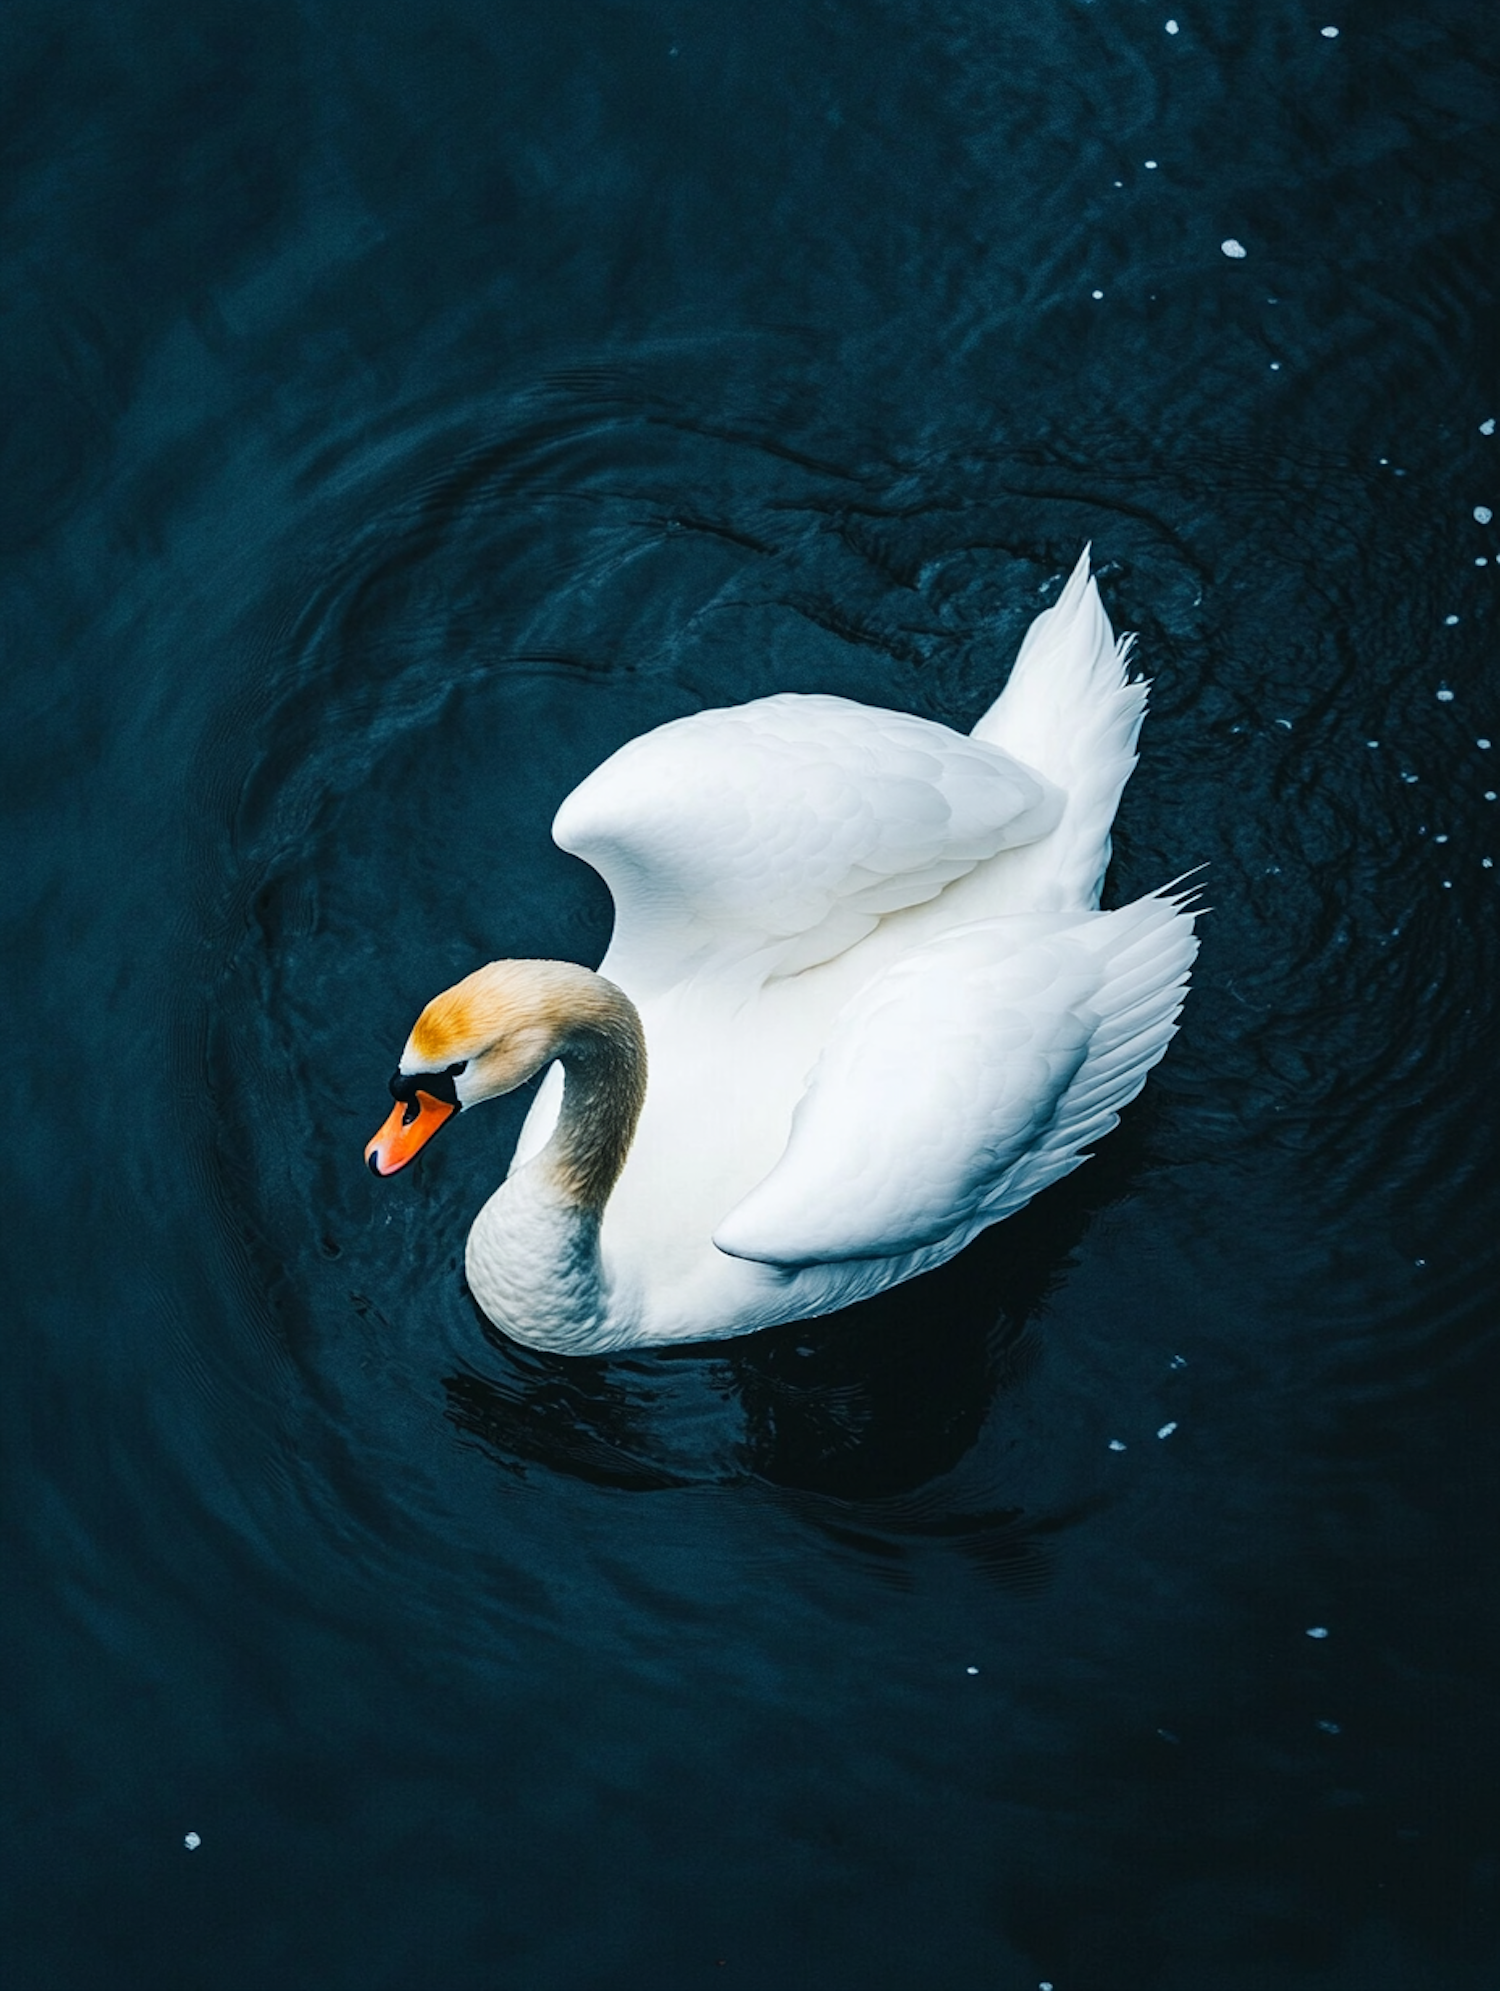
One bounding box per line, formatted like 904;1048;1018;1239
438;1114;1152;1592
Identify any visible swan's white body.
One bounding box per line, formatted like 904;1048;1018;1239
426;549;1198;1354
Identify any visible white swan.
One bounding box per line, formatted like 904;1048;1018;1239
365;549;1198;1355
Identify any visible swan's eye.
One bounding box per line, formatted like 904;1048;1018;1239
447;1061;468;1076
389;1064;464;1108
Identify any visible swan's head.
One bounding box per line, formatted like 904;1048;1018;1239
364;959;630;1177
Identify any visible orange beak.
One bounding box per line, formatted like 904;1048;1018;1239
365;1091;458;1176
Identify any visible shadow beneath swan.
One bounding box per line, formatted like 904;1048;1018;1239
440;1100;1162;1584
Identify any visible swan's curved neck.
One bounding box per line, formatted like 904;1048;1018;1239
537;987;648;1211
464;973;647;1352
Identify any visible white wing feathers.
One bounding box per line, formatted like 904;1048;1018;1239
553;695;1063;989
711;892;1199;1268
971;546;1150;910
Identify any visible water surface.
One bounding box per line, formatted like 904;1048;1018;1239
3;2;1498;1985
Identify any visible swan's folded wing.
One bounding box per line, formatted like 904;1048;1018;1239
711;894;1198;1267
552;695;1062;989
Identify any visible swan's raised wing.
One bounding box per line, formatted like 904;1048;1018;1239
552;695;1061;991
711;892;1198;1268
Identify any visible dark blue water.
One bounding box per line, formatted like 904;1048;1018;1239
4;3;1497;1985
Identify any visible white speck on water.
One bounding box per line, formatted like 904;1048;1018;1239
1436;688;1455;701
1444;614;1460;625
1092;288;1105;299
1270;361;1281;370
1482;418;1497;435
1486;791;1498;801
1321;24;1340;36
184;1832;201;1850
1157;1727;1182;1743
1221;238;1247;258
1484;857;1494;867
1318;1719;1343;1733
1479;557;1490;566
1307;1626;1330;1639
1366;740;1379;748
1401;772;1418;783
1166;18;1180;31
1480;738;1493;748
1435;834;1449;843
1275;717;1292;728
1442;879;1453;888
1170;1353;1187;1368
966;1665;980;1675
1114;179;1124;186
1157;1420;1178;1439
1040;1982;1055;1990
1476;506;1494;524
1109;1438;1128;1451
1145;159;1158;169
1415;1258;1427;1266
1378;457;1388;464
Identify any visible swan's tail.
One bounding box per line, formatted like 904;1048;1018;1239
970;547;1148;911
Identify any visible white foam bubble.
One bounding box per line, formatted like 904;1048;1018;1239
1321;24;1340;37
1145;159;1158;169
1475;506;1494;524
1108;1438;1127;1451
1221;238;1247;258
1157;1421;1178;1439
1444;614;1460;625
1092;289;1104;299
1483;418;1497;435
1307;1626;1330;1639
1437;688;1455;701
1166;18;1180;32
184;1832;201;1850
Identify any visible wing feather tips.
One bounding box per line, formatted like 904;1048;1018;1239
712;1206;943;1271
715;890;1199;1272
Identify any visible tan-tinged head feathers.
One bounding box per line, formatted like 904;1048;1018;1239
384;958;648;1211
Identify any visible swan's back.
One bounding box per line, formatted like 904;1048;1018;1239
500;548;1197;1342
553;694;1063;992
554;549;1147;1002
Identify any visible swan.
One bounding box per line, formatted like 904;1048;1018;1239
365;548;1198;1355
